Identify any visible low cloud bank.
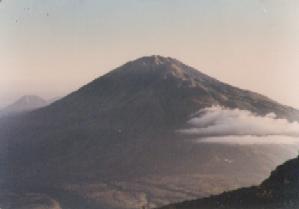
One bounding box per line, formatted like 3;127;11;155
178;106;299;145
197;136;299;145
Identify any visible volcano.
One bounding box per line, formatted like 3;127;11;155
0;95;47;117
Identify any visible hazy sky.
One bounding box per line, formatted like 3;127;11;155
1;0;299;108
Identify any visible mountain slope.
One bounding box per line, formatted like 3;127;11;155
159;155;299;209
0;55;299;209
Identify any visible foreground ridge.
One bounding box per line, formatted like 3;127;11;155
158;156;299;209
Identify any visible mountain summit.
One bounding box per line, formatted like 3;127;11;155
0;56;299;209
0;95;47;116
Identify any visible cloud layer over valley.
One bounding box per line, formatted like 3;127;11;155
179;106;299;145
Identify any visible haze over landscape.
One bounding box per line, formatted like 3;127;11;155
1;1;299;209
1;0;299;108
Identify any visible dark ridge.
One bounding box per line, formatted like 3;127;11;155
158;156;299;209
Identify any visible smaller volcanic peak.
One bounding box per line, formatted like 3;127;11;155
1;95;48;115
17;95;46;106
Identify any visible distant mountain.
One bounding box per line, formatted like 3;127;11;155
0;56;299;209
159;155;299;209
0;95;48;117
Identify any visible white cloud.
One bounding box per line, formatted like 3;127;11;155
178;106;299;145
197;135;299;145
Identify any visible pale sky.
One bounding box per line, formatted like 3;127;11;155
1;0;299;108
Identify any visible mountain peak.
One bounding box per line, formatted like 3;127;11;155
18;95;46;104
1;95;47;115
123;55;190;71
110;55;211;85
134;55;177;65
136;55;191;76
